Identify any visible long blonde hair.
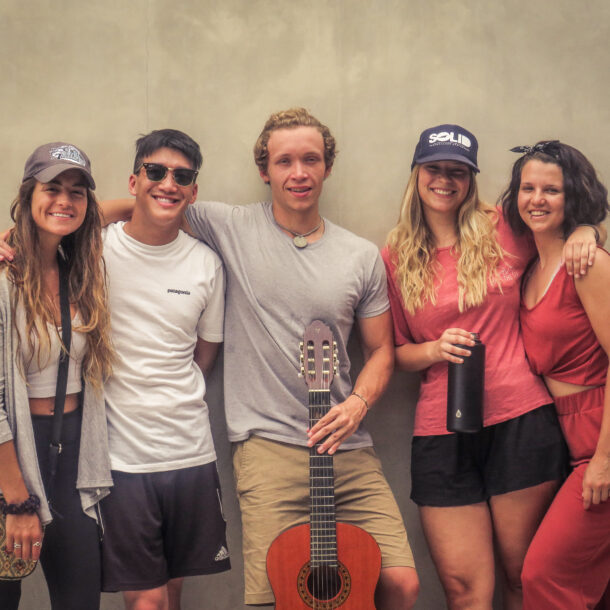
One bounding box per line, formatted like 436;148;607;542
5;178;114;390
386;166;504;314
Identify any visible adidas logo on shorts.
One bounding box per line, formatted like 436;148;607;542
214;545;230;561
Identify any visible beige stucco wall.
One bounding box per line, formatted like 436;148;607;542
2;1;608;608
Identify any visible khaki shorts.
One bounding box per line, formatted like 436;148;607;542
233;435;414;605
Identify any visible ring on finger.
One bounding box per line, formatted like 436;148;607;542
33;541;42;547
13;543;22;549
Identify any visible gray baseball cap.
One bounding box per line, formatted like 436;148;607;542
22;142;96;189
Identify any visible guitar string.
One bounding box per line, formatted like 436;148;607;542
309;340;318;608
318;373;328;607
308;335;341;609
311;340;334;608
311;366;318;607
325;341;335;608
321;382;326;608
314;338;324;601
313;367;322;607
310;345;317;608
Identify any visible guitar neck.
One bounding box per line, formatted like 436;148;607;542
309;388;337;568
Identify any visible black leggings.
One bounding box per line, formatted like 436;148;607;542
0;409;102;610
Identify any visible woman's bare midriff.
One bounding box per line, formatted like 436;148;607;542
544;376;597;398
29;393;80;416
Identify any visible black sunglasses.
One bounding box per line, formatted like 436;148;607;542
138;163;198;187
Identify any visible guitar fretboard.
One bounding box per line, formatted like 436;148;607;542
309;388;337;568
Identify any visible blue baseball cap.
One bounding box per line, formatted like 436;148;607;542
411;124;479;173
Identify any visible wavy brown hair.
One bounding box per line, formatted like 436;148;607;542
5;177;113;390
501;141;609;238
386;166;505;314
253;107;337;173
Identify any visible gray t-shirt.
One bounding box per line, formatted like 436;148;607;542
186;201;389;449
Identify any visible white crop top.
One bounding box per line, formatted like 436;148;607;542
16;306;87;398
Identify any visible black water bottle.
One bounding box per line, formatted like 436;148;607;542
447;333;485;433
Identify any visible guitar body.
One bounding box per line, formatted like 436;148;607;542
267;522;381;609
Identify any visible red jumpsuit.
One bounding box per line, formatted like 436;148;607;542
520;252;610;610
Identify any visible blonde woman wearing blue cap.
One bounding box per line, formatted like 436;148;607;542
382;125;602;609
0;143;114;609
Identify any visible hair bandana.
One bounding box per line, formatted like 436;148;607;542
510;141;560;158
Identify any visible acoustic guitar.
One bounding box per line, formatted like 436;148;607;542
266;320;381;609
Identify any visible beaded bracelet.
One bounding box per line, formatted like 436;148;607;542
577;224;601;244
350;391;370;411
0;494;40;515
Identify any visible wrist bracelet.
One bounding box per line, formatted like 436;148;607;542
577;224;601;244
0;494;40;515
351;391;370;411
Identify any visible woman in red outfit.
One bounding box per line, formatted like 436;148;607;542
502;140;610;609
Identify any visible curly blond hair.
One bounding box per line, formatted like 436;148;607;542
6;178;114;390
253;107;336;173
386;166;505;314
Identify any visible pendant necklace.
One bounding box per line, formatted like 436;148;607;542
274;217;324;249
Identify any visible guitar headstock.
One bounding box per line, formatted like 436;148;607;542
299;320;338;390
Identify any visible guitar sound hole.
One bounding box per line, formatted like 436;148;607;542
307;566;342;601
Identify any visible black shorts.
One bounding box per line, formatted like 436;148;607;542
101;462;230;592
411;404;569;507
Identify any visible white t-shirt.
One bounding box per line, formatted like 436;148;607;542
103;223;225;473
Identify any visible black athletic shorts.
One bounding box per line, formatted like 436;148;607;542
410;404;568;506
101;462;230;591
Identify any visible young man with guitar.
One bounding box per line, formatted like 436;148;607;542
102;109;419;608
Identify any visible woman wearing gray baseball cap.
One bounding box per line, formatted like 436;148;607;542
381;125;602;609
0;142;114;609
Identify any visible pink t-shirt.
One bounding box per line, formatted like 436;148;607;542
382;212;550;436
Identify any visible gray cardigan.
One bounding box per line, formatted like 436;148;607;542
0;272;112;525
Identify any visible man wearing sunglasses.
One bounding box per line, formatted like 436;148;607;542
99;129;231;610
